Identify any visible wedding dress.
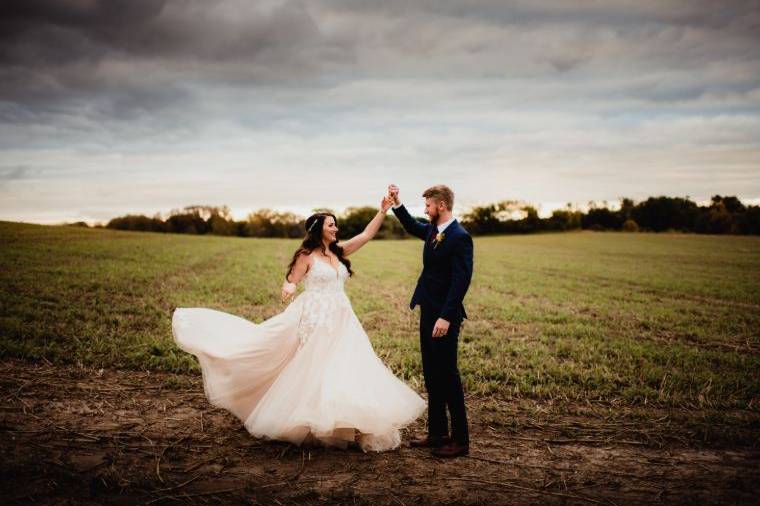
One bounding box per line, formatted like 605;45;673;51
171;254;426;452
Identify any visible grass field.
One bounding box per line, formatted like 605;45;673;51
2;220;759;416
2;220;760;503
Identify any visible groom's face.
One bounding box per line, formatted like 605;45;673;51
424;198;443;224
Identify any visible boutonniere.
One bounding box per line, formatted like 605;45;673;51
433;231;446;248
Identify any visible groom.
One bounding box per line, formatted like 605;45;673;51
387;183;473;458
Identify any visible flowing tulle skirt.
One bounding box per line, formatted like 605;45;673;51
172;291;426;451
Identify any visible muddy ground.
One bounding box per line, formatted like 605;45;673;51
1;359;758;505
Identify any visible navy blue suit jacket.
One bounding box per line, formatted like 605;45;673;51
392;204;473;322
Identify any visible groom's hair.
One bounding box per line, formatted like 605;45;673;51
422;185;454;210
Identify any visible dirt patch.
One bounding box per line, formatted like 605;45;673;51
1;358;758;505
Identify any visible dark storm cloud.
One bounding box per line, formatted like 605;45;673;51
322;0;760;31
0;0;354;122
0;0;343;64
2;0;759;117
0;0;166;65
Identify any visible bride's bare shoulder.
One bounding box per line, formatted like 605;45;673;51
293;250;315;271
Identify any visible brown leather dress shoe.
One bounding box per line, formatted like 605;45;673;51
409;435;452;448
431;441;469;458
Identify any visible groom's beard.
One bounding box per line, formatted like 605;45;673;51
429;213;439;226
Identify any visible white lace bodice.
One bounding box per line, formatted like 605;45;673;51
295;255;351;350
303;255;349;294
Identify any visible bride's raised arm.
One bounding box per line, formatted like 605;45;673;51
337;196;393;256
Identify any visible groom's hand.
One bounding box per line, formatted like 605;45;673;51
432;318;450;338
388;184;400;206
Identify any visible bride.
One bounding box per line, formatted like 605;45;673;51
172;196;426;452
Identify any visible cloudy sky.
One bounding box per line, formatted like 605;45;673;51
1;0;759;224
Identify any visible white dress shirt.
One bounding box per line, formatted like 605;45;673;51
436;216;455;233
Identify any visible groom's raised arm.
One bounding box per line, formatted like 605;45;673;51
391;204;430;240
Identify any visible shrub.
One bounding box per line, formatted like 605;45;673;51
622;219;639;232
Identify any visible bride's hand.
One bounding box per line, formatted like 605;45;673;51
281;280;296;303
381;195;393;212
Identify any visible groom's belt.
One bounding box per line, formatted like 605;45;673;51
412;281;467;319
412;282;445;306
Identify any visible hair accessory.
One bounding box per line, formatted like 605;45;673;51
307;218;318;233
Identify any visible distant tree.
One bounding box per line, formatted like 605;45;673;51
622;219;639;232
546;209;582;231
631;196;699;232
744;206;760;235
713;195;745;214
334;206;406;240
520;206;541;233
619;198;635;220
339;207;376;238
694;196;739;234
177;205;232;221
460;201;544;235
107;214;166;233
208;214;236;236
166;212;206;234
269;211;304;238
378;215;407;238
460;203;497;235
582;208;623;230
241;209;303;237
244;209;277;237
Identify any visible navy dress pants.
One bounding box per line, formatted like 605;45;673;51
419;305;469;445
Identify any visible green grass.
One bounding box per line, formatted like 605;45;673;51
1;221;759;413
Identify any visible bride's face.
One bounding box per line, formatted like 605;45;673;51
322;216;339;242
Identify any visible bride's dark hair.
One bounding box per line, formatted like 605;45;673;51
286;213;353;282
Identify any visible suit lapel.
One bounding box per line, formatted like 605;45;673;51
433;220;458;252
423;224;436;262
426;224;438;244
424;219;458;261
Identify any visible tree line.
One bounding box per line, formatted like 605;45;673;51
461;195;759;235
88;195;759;237
100;205;408;239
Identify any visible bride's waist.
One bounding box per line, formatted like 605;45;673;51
300;288;349;299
